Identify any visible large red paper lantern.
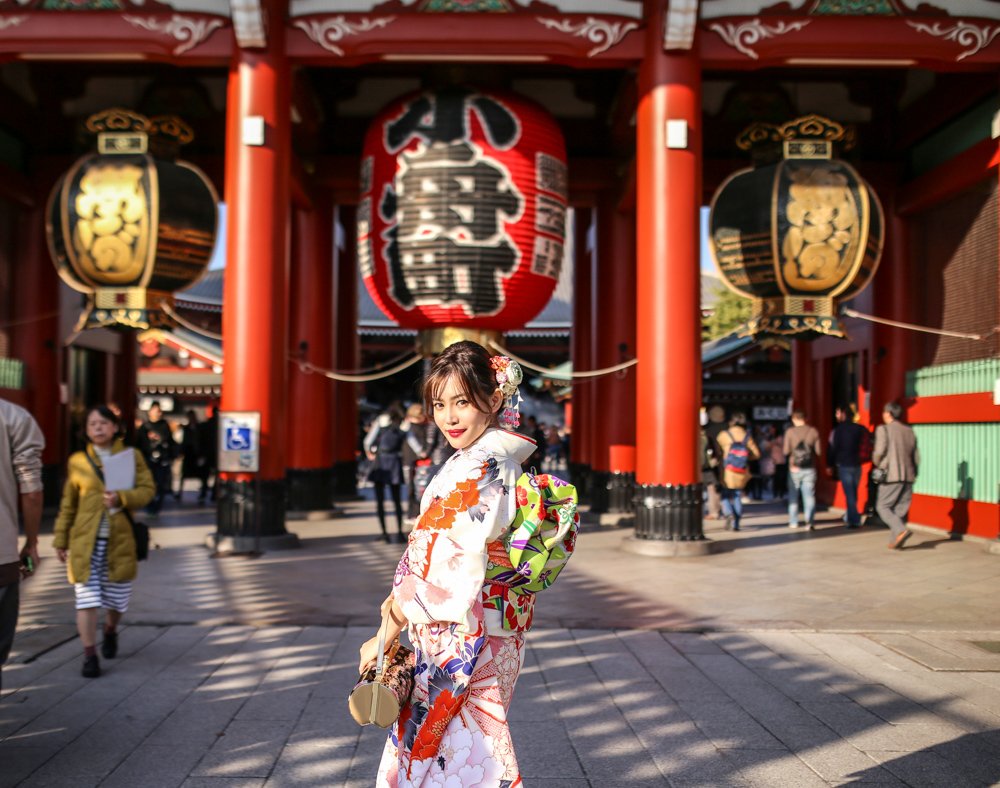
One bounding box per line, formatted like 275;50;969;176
358;87;567;340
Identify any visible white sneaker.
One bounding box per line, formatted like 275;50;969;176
789;523;801;529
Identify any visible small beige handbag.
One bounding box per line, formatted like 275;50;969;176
347;615;415;728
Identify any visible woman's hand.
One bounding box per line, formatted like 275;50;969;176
103;491;121;509
358;635;382;675
56;548;68;563
358;599;408;674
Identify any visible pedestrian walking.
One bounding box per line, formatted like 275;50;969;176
135;401;175;516
716;412;761;531
757;425;776;498
523;414;546;471
364;404;407;544
196;407;218;503
828;405;871;529
0;398;44;692
770;425;789;500
177;410;207;503
400;403;432;519
703;405;726;519
360;341;543;787
700;415;720;516
783;410;821;530
53;405;154;678
873;401;920;550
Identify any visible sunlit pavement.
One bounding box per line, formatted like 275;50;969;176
3;494;1000;787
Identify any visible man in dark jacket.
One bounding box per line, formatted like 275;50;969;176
136;401;176;516
873;401;920;550
828;406;870;529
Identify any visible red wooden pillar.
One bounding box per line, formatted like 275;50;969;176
333;204;360;496
591;192;637;514
872;208;913;415
570;206;595;493
631;0;705;546
111;332;137;446
216;33;297;549
11;197;63;500
792;341;814;417
286;197;336;513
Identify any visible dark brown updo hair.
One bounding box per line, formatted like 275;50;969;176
422;341;500;423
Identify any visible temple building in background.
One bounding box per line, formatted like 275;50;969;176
0;0;996;546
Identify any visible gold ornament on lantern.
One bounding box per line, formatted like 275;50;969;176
709;115;883;339
47;108;218;331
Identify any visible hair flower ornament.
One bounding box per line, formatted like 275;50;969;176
490;355;523;429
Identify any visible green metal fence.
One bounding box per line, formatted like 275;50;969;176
912;423;1000;503
907;359;1000;504
906;358;1000;398
0;357;24;390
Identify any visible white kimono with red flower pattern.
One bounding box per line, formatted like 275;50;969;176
377;428;536;788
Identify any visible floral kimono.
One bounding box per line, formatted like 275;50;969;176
378;428;536;788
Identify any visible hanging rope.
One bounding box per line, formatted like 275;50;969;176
842;307;994;341
158;299;423;380
293;353;423;383
486;338;637;380
158;301;224;341
0;309;61;331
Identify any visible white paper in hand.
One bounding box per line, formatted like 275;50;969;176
103;448;136;491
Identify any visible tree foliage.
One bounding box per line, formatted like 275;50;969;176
703;283;752;340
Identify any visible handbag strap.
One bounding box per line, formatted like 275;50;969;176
369;611;395;721
83;448;137;527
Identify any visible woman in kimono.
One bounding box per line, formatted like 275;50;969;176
359;341;535;787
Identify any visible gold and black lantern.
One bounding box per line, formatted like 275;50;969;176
709;115;883;339
47;108;218;330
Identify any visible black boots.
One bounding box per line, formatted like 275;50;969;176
101;631;118;659
81;654;100;678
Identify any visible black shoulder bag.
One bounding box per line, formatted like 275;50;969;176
85;450;150;561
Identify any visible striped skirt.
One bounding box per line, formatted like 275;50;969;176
74;538;132;612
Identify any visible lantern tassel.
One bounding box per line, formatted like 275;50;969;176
486;339;637;381
841;307;994;341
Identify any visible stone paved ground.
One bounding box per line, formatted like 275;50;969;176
3;495;1000;787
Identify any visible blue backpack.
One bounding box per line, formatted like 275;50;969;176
723;431;750;476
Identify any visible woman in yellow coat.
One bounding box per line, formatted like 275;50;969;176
53;405;154;678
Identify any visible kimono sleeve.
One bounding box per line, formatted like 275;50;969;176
393;456;518;627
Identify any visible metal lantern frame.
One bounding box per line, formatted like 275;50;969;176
709;114;885;340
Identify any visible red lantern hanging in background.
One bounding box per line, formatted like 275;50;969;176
358;87;567;352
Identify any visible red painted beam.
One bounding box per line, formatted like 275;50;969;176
286;13;643;66
0;13;232;63
905;392;1000;424
699;16;1000;71
910;494;1000;540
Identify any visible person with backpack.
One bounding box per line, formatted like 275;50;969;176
783;409;822;530
715;412;761;531
363;404;409;544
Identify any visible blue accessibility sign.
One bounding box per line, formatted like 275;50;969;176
225;426;252;451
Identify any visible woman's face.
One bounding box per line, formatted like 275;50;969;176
432;374;500;451
86;411;117;447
